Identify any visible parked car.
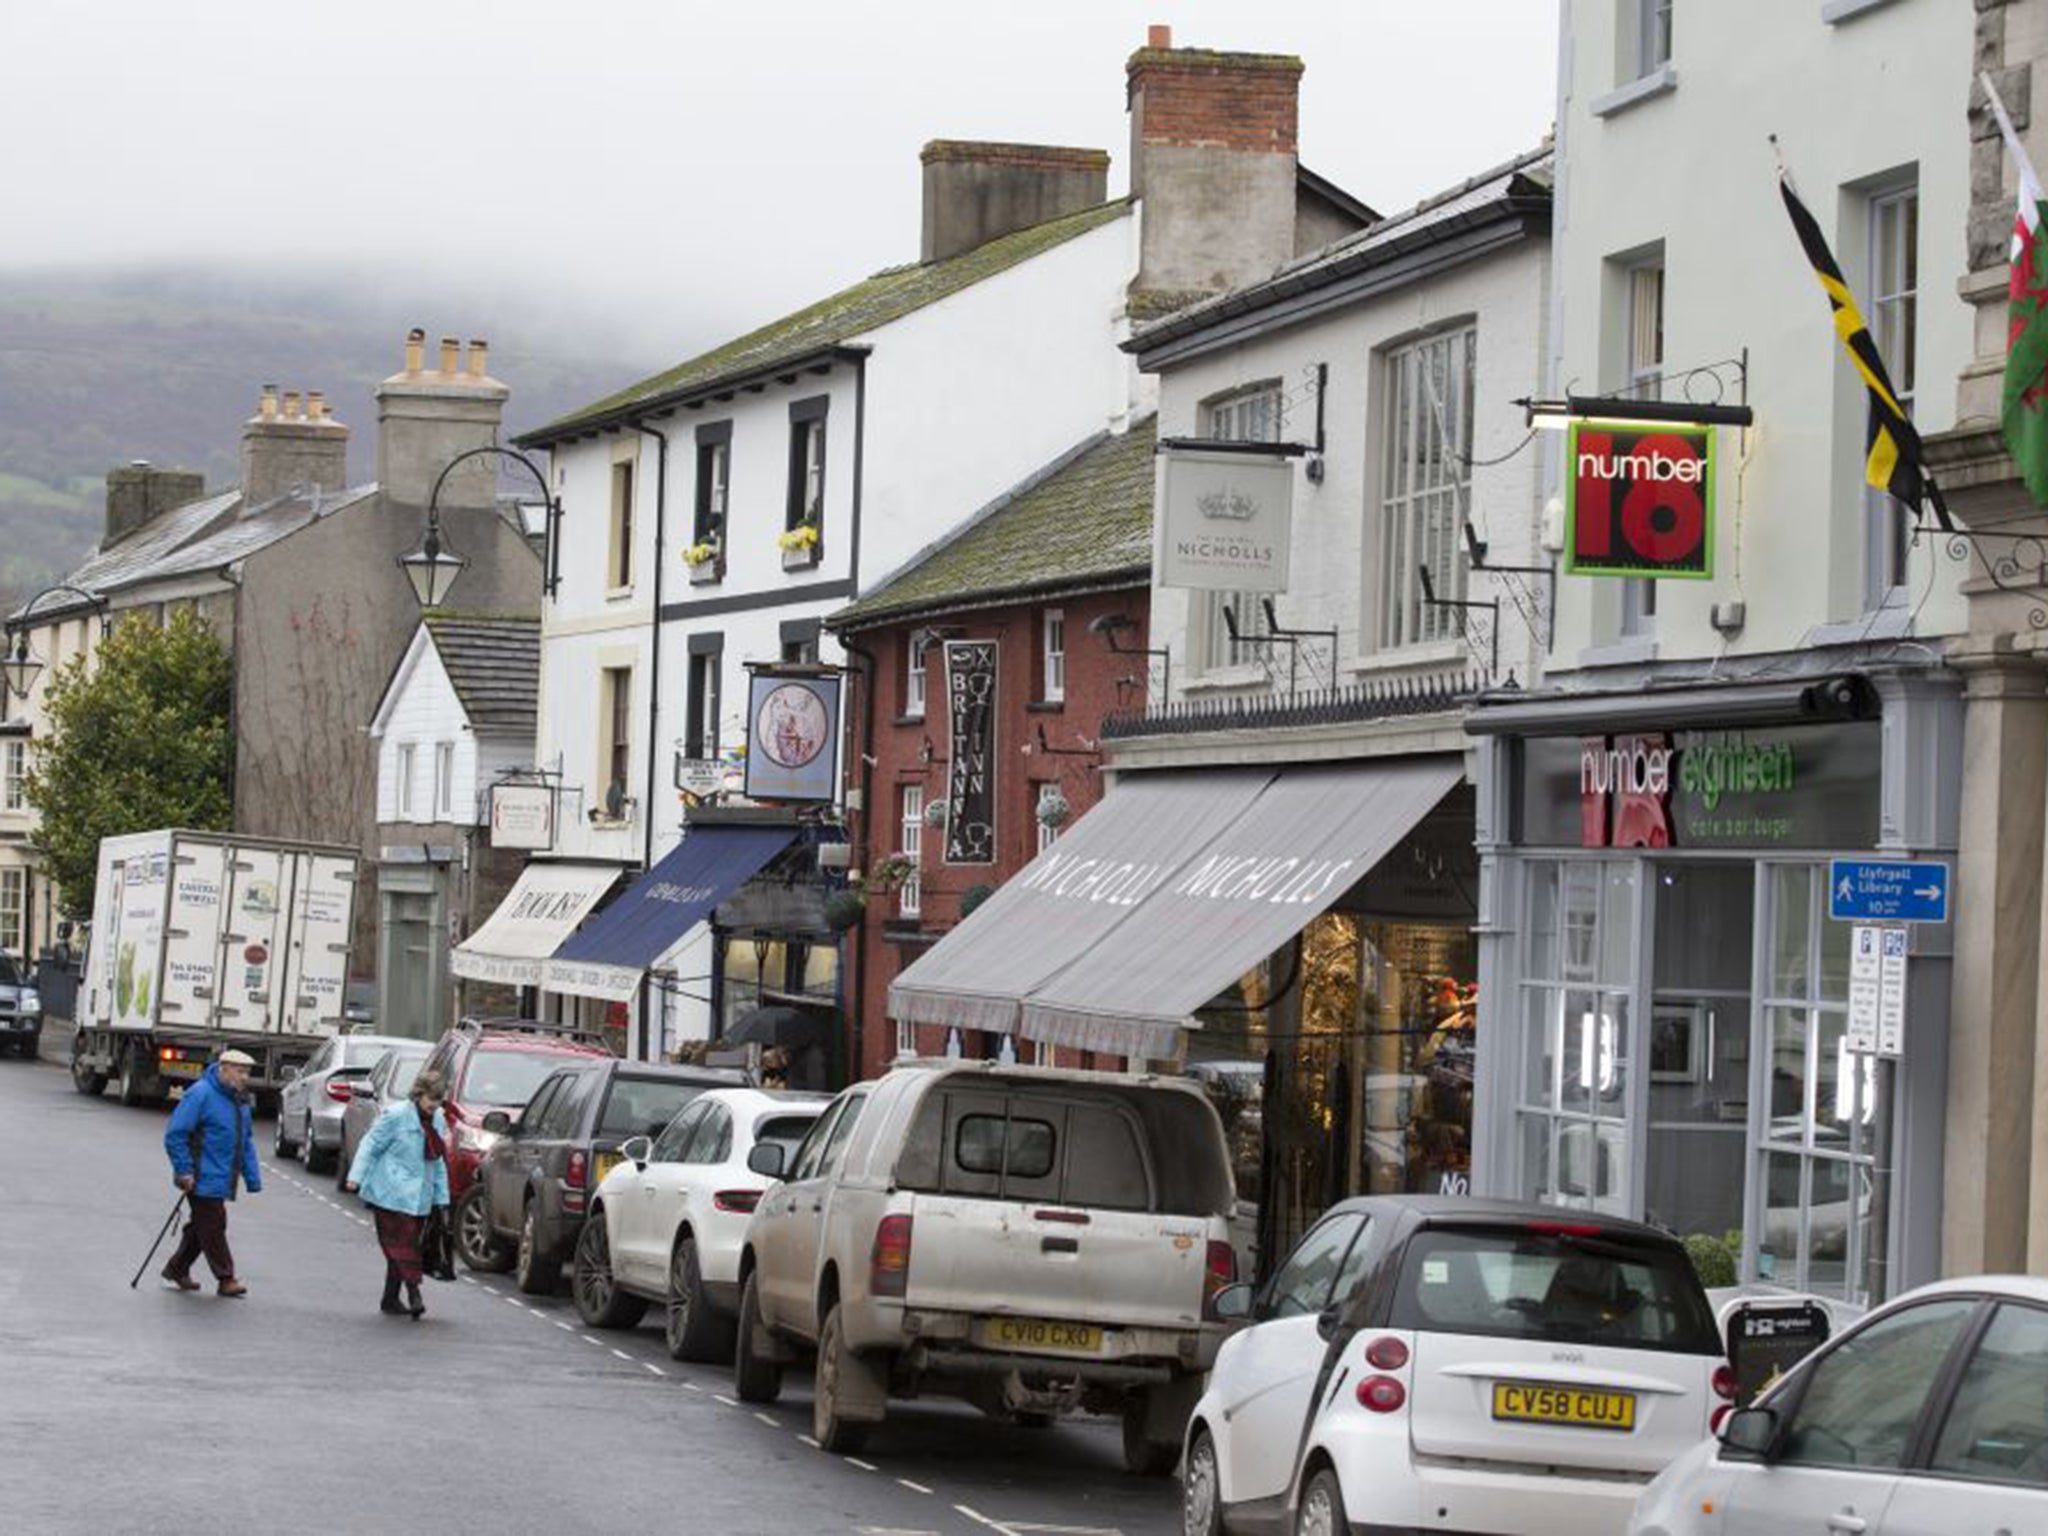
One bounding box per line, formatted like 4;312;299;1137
333;1040;433;1183
416;1018;613;1206
460;1057;747;1292
574;1088;828;1358
718;1060;1238;1469
0;952;42;1059
275;1032;418;1173
1631;1276;2048;1536
1181;1197;1728;1536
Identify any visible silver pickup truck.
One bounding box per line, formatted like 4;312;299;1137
733;1059;1240;1474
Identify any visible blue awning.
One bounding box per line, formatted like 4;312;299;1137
542;825;798;1001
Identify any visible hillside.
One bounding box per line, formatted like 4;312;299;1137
0;267;663;603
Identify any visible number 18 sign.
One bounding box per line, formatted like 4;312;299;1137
1565;420;1716;581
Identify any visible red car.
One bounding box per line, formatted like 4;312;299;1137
413;1019;613;1204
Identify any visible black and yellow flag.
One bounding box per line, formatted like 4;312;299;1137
1778;175;1950;530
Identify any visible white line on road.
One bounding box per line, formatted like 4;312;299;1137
553;1320;574;1331
798;1435;820;1448
714;1394;740;1407
642;1362;665;1377
682;1381;703;1392
503;1297;524;1308
581;1335;602;1346
845;1457;878;1473
753;1412;779;1428
610;1348;632;1361
953;1509;1001;1531
896;1480;934;1495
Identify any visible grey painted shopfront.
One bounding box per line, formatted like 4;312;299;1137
1466;667;1962;1306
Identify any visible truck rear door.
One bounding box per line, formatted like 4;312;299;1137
216;843;289;1033
159;837;226;1031
282;851;356;1034
901;1088;1213;1336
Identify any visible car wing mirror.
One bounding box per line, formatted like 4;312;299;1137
619;1135;652;1169
481;1110;512;1137
1315;1305;1343;1343
1211;1282;1254;1325
746;1142;786;1179
1719;1406;1782;1460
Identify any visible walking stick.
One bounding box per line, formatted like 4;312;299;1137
130;1193;190;1290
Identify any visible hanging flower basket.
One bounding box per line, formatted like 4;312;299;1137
923;797;950;829
1035;786;1071;828
823;889;868;932
864;852;916;894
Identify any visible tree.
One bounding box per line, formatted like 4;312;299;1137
27;607;231;918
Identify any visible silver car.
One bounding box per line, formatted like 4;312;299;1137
334;1040;434;1184
276;1033;419;1174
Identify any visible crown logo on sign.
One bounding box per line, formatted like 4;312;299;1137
1197;487;1259;522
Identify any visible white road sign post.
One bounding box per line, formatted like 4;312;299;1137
1848;925;1881;1053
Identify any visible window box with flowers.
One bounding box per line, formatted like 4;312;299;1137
778;519;821;570
683;538;724;585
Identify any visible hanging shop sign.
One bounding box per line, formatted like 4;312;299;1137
943;640;998;865
1564;421;1716;580
489;783;556;851
743;670;841;804
1517;721;1880;850
1155;448;1294;593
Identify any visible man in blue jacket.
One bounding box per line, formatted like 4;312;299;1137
162;1048;263;1297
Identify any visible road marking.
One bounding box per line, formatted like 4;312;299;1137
845;1457;878;1473
553;1320;575;1331
896;1479;934;1495
753;1411;780;1428
642;1362;665;1377
610;1348;632;1361
581;1335;603;1346
954;1509;999;1530
461;1276;479;1286
798;1434;820;1448
714;1394;740;1407
682;1381;704;1393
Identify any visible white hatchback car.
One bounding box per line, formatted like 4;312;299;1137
580;1088;827;1360
1183;1196;1728;1536
1631;1276;2048;1536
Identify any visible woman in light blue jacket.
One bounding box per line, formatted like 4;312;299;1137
344;1069;452;1319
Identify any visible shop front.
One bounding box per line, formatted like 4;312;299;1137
1467;672;1961;1306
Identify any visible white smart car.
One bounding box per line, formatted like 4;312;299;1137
576;1087;827;1359
1631;1276;2048;1536
1183;1196;1729;1536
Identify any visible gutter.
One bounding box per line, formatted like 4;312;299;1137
517;344;873;451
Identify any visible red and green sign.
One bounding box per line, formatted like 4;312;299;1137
1565;420;1716;580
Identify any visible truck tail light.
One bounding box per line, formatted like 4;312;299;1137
1201;1240;1236;1321
1356;1375;1407;1413
870;1214;914;1299
713;1189;760;1214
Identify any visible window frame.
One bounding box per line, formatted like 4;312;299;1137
905;633;929;720
693;421;733;548
601;666;633;808
1040;608;1066;704
433;740;455;819
1376;323;1477;653
1195;382;1284;675
786;396;830;536
3;740;24;812
1923;1298;2048;1490
898;785;923;919
608;459;636;591
396;741;417;819
685;635;723;761
1638;0;1673;75
1863;180;1919;613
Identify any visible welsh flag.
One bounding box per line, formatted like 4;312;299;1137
1988;75;2048;505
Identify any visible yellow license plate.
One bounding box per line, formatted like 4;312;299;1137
594;1153;622;1185
978;1317;1104;1355
159;1060;203;1079
1492;1381;1636;1431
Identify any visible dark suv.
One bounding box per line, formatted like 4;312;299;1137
418;1019;613;1212
462;1057;746;1294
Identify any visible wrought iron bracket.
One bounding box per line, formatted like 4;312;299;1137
1224;598;1340;698
1462;521;1555;652
1916;515;2048;630
1417;565;1500;678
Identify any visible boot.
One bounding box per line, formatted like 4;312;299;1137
381;1273;406;1315
404;1280;425;1319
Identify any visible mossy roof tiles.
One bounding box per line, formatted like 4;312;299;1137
524;199;1132;444
829;416;1155;630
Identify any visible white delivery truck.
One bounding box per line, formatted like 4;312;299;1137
71;829;358;1106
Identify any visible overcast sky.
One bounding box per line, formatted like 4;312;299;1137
2;2;1559;365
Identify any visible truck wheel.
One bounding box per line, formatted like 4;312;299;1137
515;1200;562;1296
811;1303;876;1454
733;1271;783;1405
665;1233;731;1363
456;1186;514;1273
114;1050;151;1108
302;1121;334;1175
571;1213;646;1329
1121;1392;1182;1478
70;1044;107;1097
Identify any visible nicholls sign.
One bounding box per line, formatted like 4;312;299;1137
1565;421;1716;580
1155;448;1294;594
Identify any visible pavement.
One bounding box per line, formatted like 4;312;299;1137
0;1047;1179;1535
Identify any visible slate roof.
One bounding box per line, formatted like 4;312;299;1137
51;489;240;601
136;486;377;585
424;614;540;737
828;415;1156;631
520;199;1133;445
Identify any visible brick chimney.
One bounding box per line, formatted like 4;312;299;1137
1126;25;1304;307
239;382;349;505
920;141;1111;263
374;328;509;516
104;461;206;546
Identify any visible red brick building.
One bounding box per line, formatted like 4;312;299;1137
825;419;1157;1080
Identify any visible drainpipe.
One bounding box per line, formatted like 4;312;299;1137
634;419;670;1060
838;631;880;1086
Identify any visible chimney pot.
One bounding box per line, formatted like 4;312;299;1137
282;390;302;420
259;385;278;422
468;339;488;378
404;329;426;373
1148;23;1171;48
307;390;326;421
439;336;459;374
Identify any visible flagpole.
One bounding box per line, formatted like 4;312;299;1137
1981;71;2040;191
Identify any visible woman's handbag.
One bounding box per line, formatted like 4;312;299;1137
421;1207;457;1283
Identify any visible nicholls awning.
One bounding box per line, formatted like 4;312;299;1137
451;861;621;987
542;825;798;1001
888;757;1462;1060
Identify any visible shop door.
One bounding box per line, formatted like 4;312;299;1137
1643;862;1753;1269
383;887;438;1038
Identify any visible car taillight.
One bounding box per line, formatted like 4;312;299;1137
1200;1240;1236;1321
1364;1336;1409;1371
1526;1220;1604;1237
565;1151;587;1190
713;1190;761;1214
1712;1363;1738;1402
870;1214;914;1299
1356;1375;1407;1413
325;1080;354;1103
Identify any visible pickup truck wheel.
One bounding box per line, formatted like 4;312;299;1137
811;1304;875;1455
70;1043;106;1097
1181;1427;1223;1536
665;1234;731;1363
1121;1395;1181;1478
1295;1468;1348;1536
733;1271;783;1405
302;1121;334;1175
571;1213;646;1329
456;1186;514;1273
515;1201;562;1295
115;1052;149;1108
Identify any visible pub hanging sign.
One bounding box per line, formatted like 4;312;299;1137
1565;420;1716;581
943;640;998;865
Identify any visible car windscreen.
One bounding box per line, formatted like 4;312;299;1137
596;1077;710;1140
0;955;21;987
387;1047;430;1096
1388;1225;1721;1355
460;1049;576;1109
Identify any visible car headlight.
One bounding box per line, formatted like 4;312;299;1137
18;990;39;1016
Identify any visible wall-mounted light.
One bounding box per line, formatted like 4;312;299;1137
1518;394;1754;431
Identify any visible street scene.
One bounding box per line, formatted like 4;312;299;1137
7;2;2048;1534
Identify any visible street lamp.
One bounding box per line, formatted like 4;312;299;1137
403;445;560;611
3;584;106;702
